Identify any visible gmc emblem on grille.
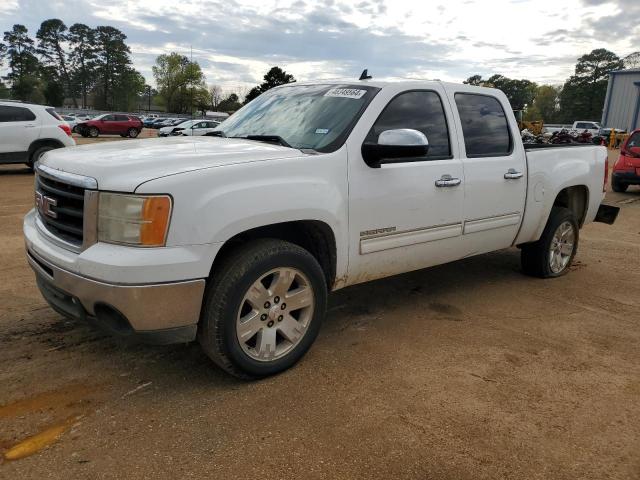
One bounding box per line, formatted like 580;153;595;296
35;191;58;219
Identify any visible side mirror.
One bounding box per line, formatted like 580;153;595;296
361;129;429;168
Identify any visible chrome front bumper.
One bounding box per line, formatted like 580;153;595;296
26;248;206;344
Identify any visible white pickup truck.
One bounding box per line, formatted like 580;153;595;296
24;80;619;378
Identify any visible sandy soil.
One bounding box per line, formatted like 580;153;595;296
0;147;638;479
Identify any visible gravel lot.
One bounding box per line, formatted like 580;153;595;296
0;144;639;479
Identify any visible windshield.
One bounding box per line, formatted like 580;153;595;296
215;84;380;152
627;132;640;148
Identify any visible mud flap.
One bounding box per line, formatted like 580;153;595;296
594;204;620;225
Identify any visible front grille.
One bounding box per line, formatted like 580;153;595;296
36;173;85;246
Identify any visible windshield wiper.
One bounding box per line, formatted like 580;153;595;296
233;135;292;148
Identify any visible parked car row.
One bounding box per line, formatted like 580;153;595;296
31;111;221;138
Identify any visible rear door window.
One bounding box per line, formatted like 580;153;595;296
115;115;129;121
0;105;36;122
454;93;512;157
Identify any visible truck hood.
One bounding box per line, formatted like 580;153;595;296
40;136;303;191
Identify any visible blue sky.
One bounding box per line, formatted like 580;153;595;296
0;0;637;92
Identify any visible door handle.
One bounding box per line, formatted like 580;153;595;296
504;168;523;179
24;124;37;128
435;174;462;188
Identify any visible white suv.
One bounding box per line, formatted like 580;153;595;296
0;101;76;169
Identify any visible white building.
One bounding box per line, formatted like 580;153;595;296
601;69;640;132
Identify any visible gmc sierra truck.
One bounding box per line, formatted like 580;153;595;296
24;80;619;379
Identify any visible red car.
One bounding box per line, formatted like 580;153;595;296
76;114;143;138
612;129;640;192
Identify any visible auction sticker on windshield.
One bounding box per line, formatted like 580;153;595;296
324;88;367;99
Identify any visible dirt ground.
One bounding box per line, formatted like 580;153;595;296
0;142;639;479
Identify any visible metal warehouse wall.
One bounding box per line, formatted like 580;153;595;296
602;69;640;132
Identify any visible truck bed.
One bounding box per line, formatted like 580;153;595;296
515;144;607;246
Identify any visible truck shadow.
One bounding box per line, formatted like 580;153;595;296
0;166;33;176
325;247;523;329
46;249;525;384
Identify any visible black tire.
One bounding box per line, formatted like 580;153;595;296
611;178;628;192
28;146;55;170
88;127;99;138
198;239;327;379
127;128;139;138
521;206;579;278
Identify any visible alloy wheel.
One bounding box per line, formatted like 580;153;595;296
549;220;575;273
236;267;314;362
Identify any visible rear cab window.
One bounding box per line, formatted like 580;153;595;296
0;105;36;122
454;93;512;157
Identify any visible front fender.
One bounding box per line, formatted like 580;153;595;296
136;149;349;279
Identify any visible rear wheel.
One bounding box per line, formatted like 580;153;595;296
198;239;327;379
611;178;628;192
521;207;578;278
88;127;99;138
27;146;55;170
127;128;139;138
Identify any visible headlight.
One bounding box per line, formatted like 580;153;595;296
98;193;172;247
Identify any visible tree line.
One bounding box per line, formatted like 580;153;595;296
465;49;638;124
0;21;145;111
151;53;296;115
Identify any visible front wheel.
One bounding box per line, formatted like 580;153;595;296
127;128;139;138
521;207;579;278
88;127;99;138
198;239;327;379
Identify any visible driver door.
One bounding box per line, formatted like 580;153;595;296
346;87;465;285
100;115;116;134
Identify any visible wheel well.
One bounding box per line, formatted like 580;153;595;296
212;221;337;288
553;185;589;227
28;139;64;160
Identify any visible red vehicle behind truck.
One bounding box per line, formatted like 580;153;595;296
612;129;640;192
76;114;143;139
